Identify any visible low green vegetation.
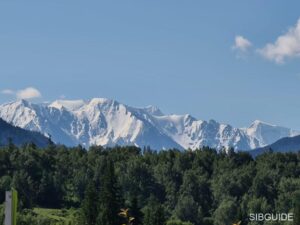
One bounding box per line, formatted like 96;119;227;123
0;143;299;225
18;208;79;225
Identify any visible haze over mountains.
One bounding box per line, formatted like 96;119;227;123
0;98;298;151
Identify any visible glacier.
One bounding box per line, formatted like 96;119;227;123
0;98;298;151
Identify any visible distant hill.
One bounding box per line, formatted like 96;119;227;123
249;135;300;157
0;118;50;147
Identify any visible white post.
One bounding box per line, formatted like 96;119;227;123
4;190;17;225
4;191;12;225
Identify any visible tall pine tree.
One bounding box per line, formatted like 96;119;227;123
129;196;143;225
81;181;98;225
143;196;166;225
294;191;300;225
96;158;121;225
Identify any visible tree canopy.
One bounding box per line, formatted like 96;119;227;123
0;144;299;225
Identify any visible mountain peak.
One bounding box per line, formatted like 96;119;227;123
49;99;86;111
0;98;298;151
246;120;299;148
89;98;111;104
208;119;218;124
250;120;274;127
12;99;31;107
144;105;164;116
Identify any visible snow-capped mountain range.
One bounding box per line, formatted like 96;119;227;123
0;98;298;151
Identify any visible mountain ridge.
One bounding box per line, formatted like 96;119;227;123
249;135;300;157
0;98;298;151
0;117;50;147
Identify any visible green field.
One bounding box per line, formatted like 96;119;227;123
33;208;78;224
0;206;79;225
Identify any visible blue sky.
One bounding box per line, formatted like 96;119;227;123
1;1;300;129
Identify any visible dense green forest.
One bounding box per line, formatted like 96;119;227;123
0;143;299;225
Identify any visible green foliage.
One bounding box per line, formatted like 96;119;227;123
143;196;166;225
128;196;143;225
96;158;121;225
213;197;238;225
166;219;194;225
276;177;300;212
0;145;299;225
293;191;300;225
174;194;203;225
80;182;98;225
17;208;79;225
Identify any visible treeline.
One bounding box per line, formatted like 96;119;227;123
0;143;299;225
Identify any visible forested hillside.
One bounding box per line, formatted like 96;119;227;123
0;118;50;147
0;144;299;225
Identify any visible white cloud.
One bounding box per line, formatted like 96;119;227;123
233;35;252;52
1;89;15;95
16;87;41;99
1;87;42;100
258;18;300;63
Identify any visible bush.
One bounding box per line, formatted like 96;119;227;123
167;220;194;225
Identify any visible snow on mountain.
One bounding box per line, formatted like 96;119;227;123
0;117;50;147
243;120;298;147
50;99;86;111
0;98;298;151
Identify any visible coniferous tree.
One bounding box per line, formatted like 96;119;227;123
213;197;238;225
129;196;143;225
166;220;194;225
294;191;300;225
81;181;98;225
96;158;121;225
0;144;300;225
174;194;203;225
143;196;166;225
